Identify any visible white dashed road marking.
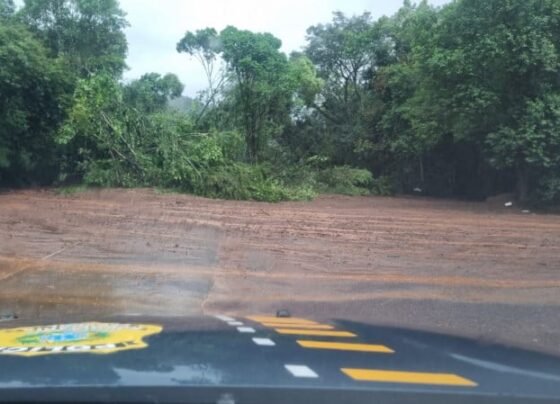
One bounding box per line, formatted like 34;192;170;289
237;327;256;333
285;365;319;378
252;338;276;346
214;315;236;322
227;321;244;326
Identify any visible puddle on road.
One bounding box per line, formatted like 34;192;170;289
0;266;213;320
0;223;223;321
0;267;120;321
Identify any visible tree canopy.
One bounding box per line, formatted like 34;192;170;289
124;73;184;114
3;0;560;205
0;22;71;184
19;0;129;78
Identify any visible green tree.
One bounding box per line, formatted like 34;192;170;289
304;12;376;162
408;0;560;201
57;74;149;185
0;0;15;20
124;73;184;114
177;28;225;122
372;1;441;192
487;95;560;203
19;0;128;78
0;23;70;184
289;52;323;112
276;52;325;162
218;26;294;163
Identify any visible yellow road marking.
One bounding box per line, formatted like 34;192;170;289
297;340;394;353
248;316;317;324
275;329;356;337
341;368;477;387
261;323;335;330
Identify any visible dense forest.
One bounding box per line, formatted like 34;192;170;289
1;0;560;205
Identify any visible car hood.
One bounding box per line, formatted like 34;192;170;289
0;313;559;403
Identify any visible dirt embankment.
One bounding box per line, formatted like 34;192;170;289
1;188;559;353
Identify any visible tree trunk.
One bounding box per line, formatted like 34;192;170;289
516;164;529;203
419;156;425;185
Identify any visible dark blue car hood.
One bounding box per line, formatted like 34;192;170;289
0;314;559;403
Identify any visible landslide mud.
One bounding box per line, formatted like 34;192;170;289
1;188;559;353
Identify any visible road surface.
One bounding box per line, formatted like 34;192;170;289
1;188;559;353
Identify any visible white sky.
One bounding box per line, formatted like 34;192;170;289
121;0;449;96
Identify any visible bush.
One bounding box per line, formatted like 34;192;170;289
56;77;385;203
370;175;394;196
193;163;269;200
284;184;317;201
192;163;315;202
83;159;143;188
535;175;560;206
215;131;245;161
315;166;374;196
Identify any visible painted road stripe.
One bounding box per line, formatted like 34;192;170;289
297;340;394;353
237;327;256;333
275;329;356;337
261;323;335;330
248;316;318;324
341;369;477;387
227;321;244;326
285;365;319;378
252;338;276;346
215;315;236;322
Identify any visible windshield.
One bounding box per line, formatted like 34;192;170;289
1;0;560;399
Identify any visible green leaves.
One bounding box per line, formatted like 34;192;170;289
220;26;284;74
124;73;184;114
178;26;298;162
383;0;560;201
197;26;293;163
2;0;129;184
56;74;145;183
487;94;560;170
4;0;560;205
0;0;14;20
289;53;323;106
176;28;221;61
0;23;70;184
19;0;129;78
306;12;374;81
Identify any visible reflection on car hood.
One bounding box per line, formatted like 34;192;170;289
0;314;559;403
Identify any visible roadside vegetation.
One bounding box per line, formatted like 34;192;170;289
1;0;560;205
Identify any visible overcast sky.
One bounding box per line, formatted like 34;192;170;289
120;0;449;97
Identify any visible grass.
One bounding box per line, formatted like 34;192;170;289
54;184;91;196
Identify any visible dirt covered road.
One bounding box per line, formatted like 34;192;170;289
1;188;559;353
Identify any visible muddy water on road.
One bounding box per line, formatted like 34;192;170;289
0;259;214;321
1;189;560;353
